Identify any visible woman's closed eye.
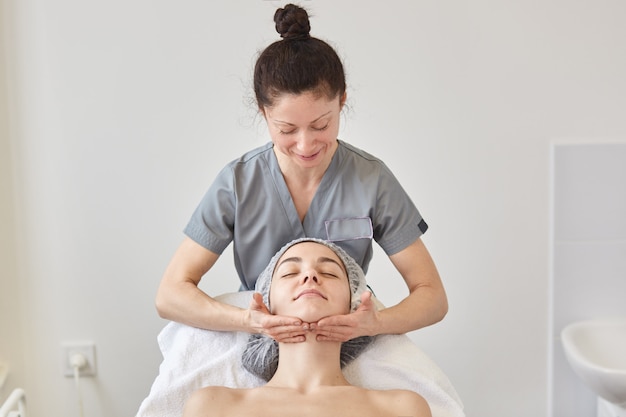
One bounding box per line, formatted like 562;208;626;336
278;269;340;279
279;270;298;278
277;123;329;135
320;270;341;278
311;123;329;131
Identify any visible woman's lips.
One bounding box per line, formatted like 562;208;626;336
295;289;326;300
298;149;321;161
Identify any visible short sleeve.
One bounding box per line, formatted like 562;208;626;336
372;162;428;256
183;165;236;255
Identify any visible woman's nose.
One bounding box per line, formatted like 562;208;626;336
302;271;319;284
295;132;316;152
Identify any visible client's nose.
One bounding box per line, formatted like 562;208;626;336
302;271;319;284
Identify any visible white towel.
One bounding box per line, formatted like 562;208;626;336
136;291;465;417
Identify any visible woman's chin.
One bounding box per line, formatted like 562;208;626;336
299;313;325;324
296;308;346;324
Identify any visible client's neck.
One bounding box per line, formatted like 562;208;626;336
267;338;349;391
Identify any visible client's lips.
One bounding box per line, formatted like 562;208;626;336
295;289;326;300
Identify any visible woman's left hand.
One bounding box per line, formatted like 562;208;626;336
313;291;380;342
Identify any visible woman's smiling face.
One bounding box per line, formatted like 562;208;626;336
269;241;351;322
263;91;345;170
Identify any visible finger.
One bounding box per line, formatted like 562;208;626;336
249;292;270;313
355;292;375;311
267;315;303;328
315;331;349;343
278;335;307;343
316;314;350;328
314;325;352;339
272;329;308;342
266;324;308;339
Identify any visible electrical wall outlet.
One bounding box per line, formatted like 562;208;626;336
61;341;97;377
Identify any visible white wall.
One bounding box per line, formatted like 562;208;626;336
0;0;26;400
1;1;625;416
551;143;626;416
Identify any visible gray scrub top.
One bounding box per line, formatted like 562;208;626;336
184;140;428;290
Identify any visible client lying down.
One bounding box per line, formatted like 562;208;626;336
182;238;432;417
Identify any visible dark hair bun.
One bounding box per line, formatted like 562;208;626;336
274;4;311;40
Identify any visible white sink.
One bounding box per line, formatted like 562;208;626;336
561;318;626;410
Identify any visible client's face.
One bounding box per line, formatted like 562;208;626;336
270;242;351;322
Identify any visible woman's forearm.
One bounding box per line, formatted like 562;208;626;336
376;284;448;335
155;280;249;331
382;238;448;334
155;237;250;332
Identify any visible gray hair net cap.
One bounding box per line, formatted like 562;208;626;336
241;237;375;381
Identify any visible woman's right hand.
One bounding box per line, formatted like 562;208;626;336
248;292;308;343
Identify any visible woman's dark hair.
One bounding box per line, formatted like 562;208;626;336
253;4;346;109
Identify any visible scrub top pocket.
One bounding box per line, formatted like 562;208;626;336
325;217;373;242
324;217;374;270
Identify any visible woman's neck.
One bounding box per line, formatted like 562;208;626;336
266;339;349;392
276;158;328;188
273;140;338;185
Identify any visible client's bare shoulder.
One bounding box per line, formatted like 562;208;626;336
183;385;431;417
182;386;250;417
367;388;432;417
